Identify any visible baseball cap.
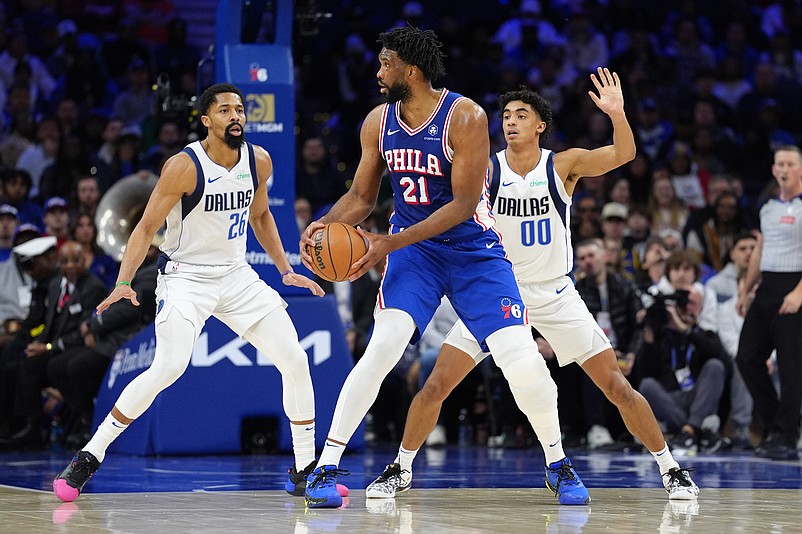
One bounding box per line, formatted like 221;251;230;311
45;197;68;212
601;202;628;221
0;204;18;218
12;235;58;263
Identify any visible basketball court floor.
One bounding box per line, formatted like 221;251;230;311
1;445;800;533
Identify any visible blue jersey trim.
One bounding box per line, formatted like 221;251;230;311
546;152;567;230
181;147;205;220
246;142;259;190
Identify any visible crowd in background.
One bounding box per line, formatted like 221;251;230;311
0;0;801;455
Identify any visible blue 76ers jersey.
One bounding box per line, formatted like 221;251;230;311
379;89;495;242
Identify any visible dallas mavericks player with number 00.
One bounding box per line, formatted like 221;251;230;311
54;83;325;503
366;72;700;502
298;26;576;508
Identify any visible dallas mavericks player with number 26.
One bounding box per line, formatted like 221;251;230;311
54;83;324;503
367;70;700;503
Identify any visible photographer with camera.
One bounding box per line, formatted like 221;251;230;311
638;250;728;455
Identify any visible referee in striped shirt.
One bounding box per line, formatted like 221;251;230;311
736;145;802;461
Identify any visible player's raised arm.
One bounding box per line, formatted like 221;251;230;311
555;67;636;193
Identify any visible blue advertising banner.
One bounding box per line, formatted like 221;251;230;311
94;295;363;455
215;0;310;294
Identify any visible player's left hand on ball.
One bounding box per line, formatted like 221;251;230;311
283;272;325;296
299;221;325;270
347;227;389;282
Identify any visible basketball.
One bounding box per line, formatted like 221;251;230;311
306;223;368;282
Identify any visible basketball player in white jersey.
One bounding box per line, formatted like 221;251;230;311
53;83;324;502
366;69;699;501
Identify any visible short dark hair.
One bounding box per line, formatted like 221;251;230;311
198;83;244;116
377;26;446;82
499;87;553;139
732;231;757;248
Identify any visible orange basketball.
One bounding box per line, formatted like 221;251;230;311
306;223;368;282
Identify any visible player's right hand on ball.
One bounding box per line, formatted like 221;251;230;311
299;220;325;271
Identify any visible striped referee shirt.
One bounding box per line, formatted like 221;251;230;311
760;195;802;272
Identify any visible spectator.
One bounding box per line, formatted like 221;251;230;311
0;241;106;450
599;201;628;242
633;98;674;164
294;197;312;236
575;239;644;448
295;137;348;216
112;59;156;129
141;120;184;173
0;170;43;227
0;33;56;104
72;175;102;221
43;197;70;248
634;236;670;294
69;212;119;289
607;177;632;209
0;204;19;261
153;18;200;82
649;170;689;235
15;117;61;200
665;141;707;210
686;190;747;272
0;236;59;440
681;174;734;244
0;228;37;353
705;232;757;304
47;237;158;448
39;135;92;202
638;285;728;455
621;204;653;277
715;240;758;451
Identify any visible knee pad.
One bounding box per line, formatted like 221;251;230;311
487;325;552;391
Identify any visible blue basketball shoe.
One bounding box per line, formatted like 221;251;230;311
305;465;350;508
545;457;591;505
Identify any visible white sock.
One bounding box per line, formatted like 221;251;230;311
290;422;316;471
652;443;680;474
83;413;129;463
396;446;418;475
317;439;345;468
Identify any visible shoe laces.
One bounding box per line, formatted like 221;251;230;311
376;464;409;485
70;454;97;482
550;461;580;492
308;466;349;489
664;467;696;487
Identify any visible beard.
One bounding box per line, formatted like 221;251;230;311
224;123;245;149
384;80;411;103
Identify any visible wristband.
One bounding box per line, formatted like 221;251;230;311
281;269;293;277
115;281;131;287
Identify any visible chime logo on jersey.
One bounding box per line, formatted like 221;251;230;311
204;190;253;212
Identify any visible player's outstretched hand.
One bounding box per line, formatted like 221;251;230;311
347;227;391;282
588;67;624;116
97;285;139;314
299;220;325;271
282;271;325;296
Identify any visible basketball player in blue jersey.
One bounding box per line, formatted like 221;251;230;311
53;83;325;502
298;26;585;508
366;74;699;502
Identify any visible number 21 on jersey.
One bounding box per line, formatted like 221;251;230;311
400;176;430;204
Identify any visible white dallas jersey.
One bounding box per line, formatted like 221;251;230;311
161;140;259;266
489;148;572;282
